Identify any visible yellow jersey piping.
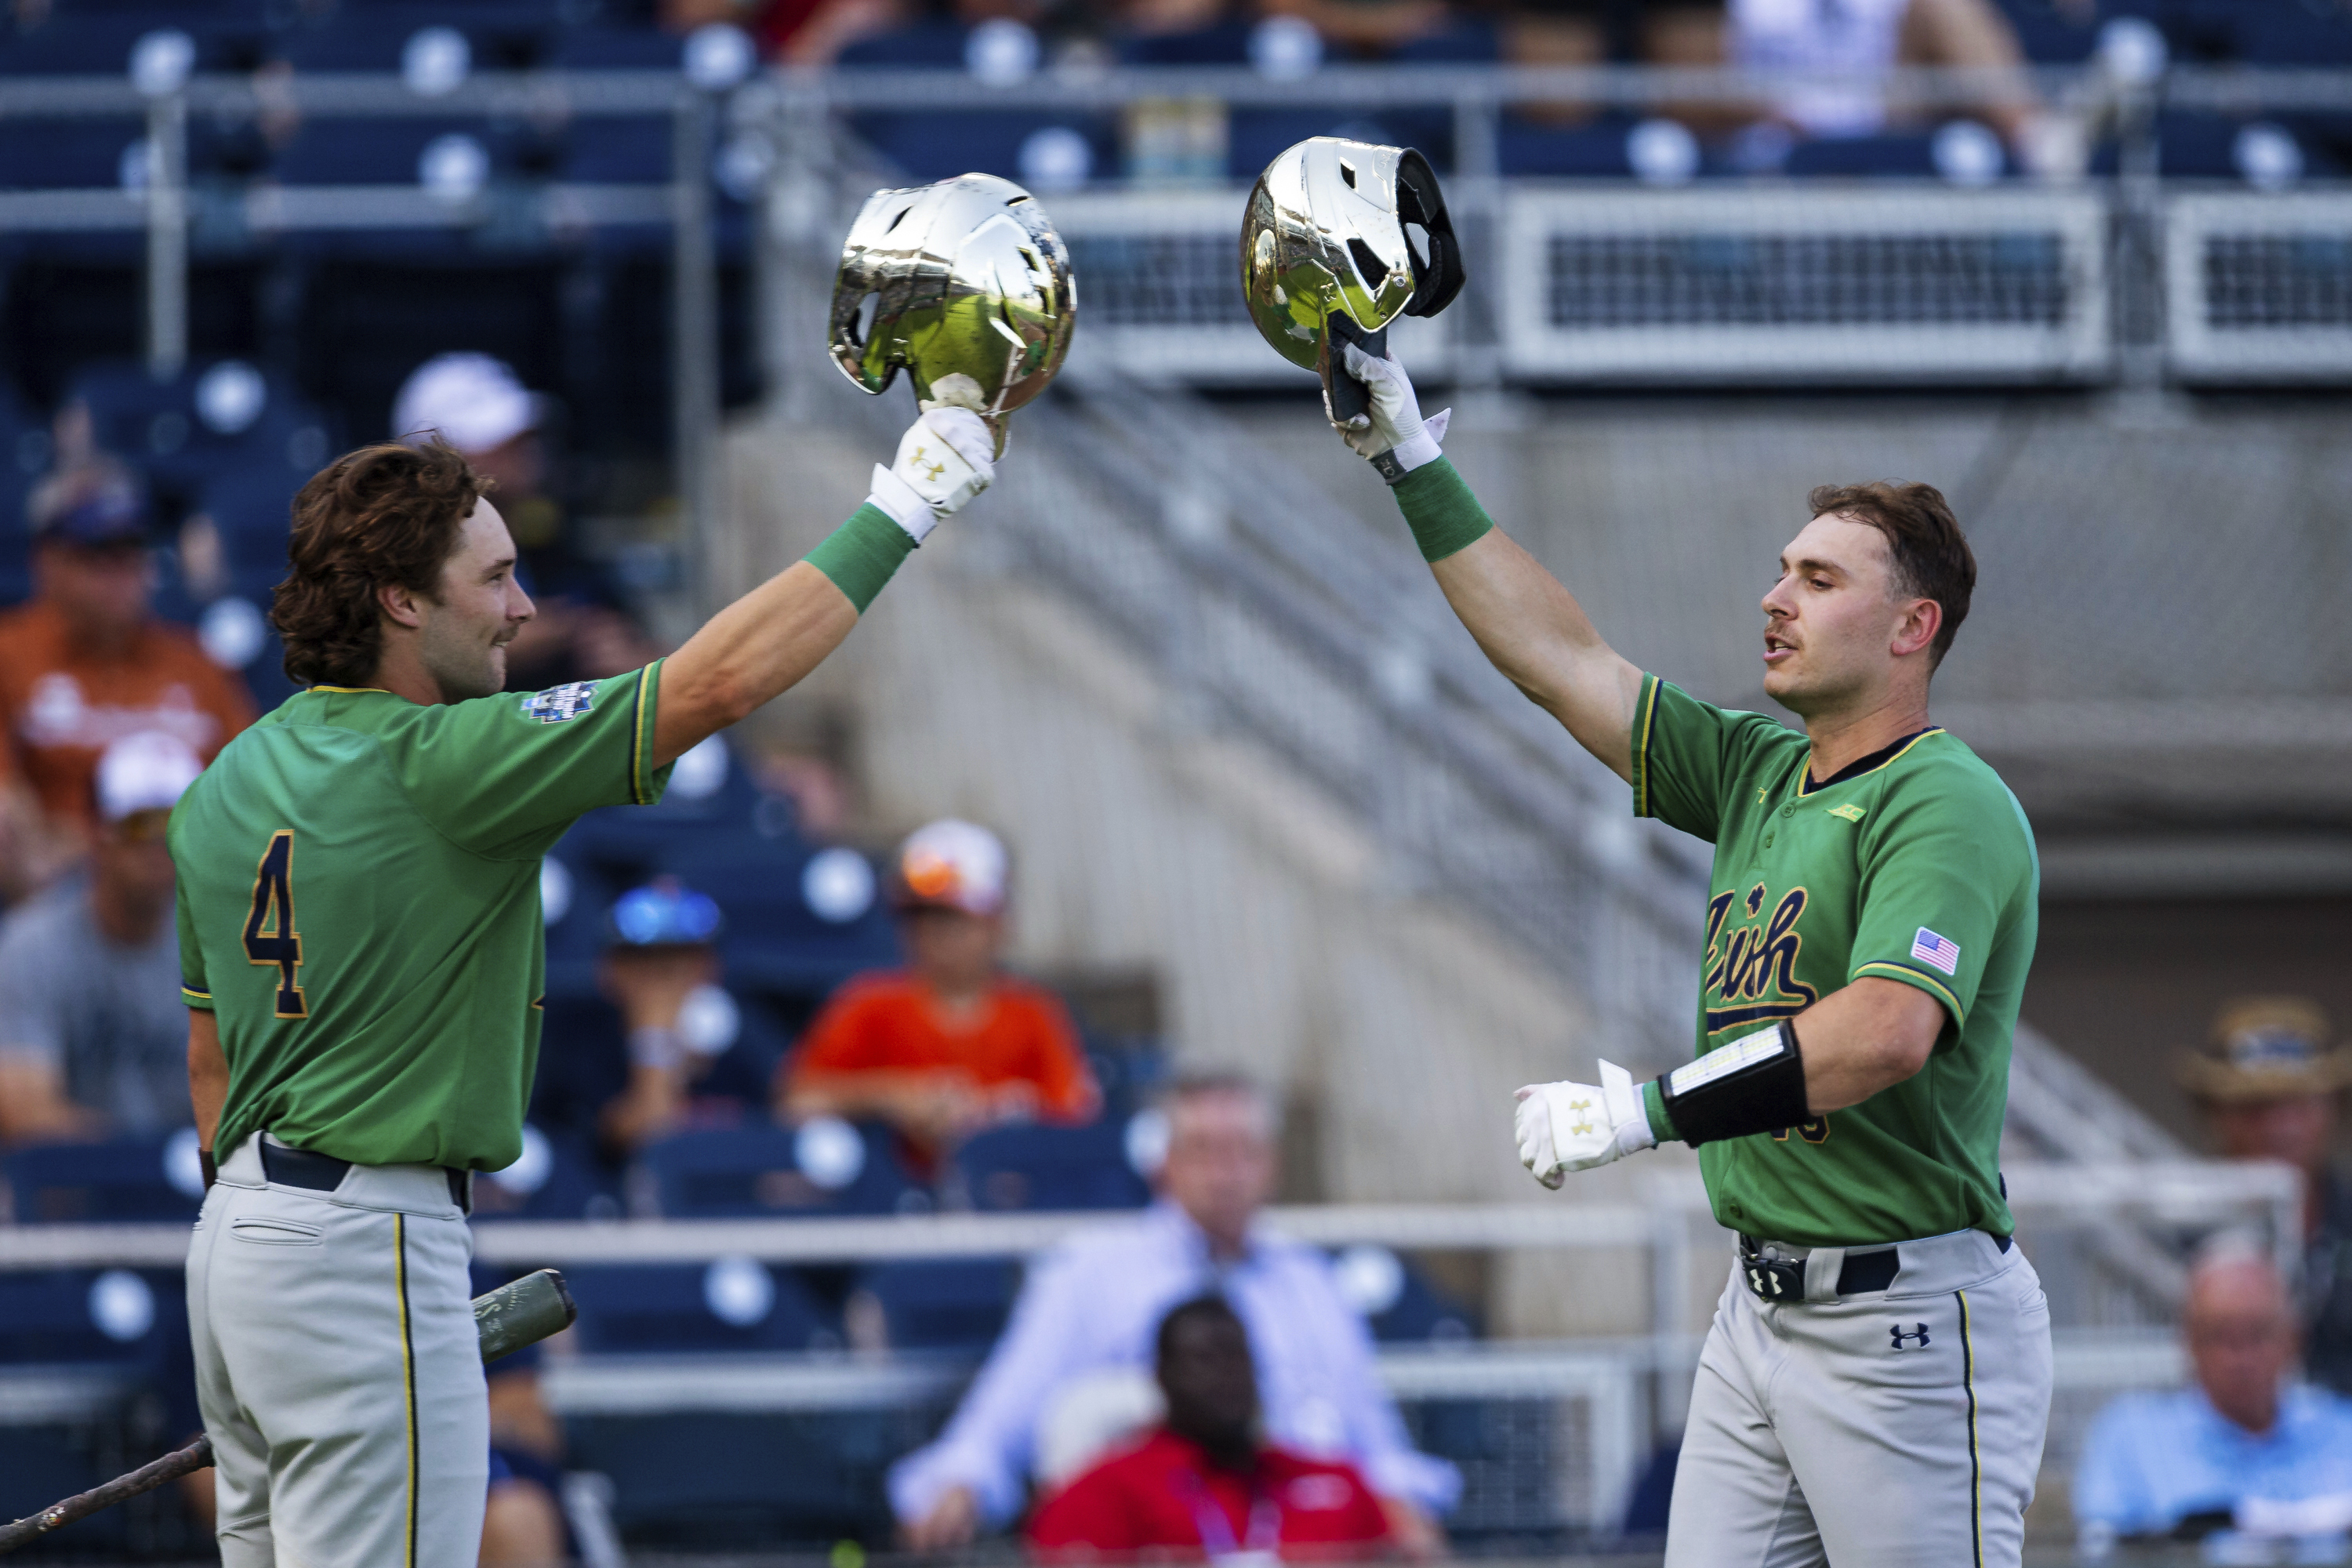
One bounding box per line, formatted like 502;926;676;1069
1853;960;1965;1023
1797;728;1944;796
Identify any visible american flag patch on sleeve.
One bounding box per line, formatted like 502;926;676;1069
1911;927;1962;975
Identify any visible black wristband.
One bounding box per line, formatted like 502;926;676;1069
199;1149;216;1191
1656;1019;1811;1147
1370;448;1410;485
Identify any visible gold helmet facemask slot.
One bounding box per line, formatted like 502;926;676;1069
1240;138;1465;432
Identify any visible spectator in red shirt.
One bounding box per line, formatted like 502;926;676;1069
777;818;1098;1164
1030;1294;1398;1562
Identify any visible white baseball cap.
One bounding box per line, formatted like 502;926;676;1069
391;352;537;455
96;731;203;824
892;818;1008;916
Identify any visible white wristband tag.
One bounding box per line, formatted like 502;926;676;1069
1668;1023;1788;1096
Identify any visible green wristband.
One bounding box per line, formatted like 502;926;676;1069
1391;458;1496;564
1643;1080;1681;1145
804;504;916;615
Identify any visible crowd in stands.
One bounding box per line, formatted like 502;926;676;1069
7;0;2352;199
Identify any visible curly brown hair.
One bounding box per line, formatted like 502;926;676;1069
273;441;488;688
1806;480;1976;669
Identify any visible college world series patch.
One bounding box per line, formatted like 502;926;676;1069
521;682;597;723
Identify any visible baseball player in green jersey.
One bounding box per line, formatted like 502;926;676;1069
169;405;995;1568
1328;344;2049;1566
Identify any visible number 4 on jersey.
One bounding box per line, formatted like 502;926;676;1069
243;830;307;1019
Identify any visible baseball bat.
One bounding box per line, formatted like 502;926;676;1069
0;1267;576;1555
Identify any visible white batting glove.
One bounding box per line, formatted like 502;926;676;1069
1513;1061;1656;1189
865;408;995;543
1339;343;1451;474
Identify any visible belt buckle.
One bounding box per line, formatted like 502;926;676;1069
1741;1254;1805;1302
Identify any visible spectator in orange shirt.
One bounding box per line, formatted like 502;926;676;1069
0;461;253;852
777;818;1098;1164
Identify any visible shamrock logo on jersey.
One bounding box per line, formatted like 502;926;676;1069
521;682;597;724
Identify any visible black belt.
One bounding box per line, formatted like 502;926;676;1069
1737;1232;2010;1302
260;1139;472;1215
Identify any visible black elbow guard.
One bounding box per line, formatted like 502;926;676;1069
1657;1019;1811;1147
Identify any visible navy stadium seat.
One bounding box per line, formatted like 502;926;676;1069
471;1121;620;1221
1326;1243;1479;1345
546;23;687;70
1229;111;1417;183
566;1258;840;1352
655;840;900;996
0;118;145;191
1116;20;1251;64
66;358;332;493
636;1122;917;1218
1388;16;1498;64
943;1118;1151;1213
854;1258;1021;1351
274;7;561;74
1498;118;1639;178
0;1267;184;1364
5;1134;204;1224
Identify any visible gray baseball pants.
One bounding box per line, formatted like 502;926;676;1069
1664;1228;2053;1568
187;1132;488;1568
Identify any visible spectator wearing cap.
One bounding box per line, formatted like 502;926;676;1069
892;1074;1457;1553
2074;1241;2352;1559
1029;1294;1399;1560
2188;997;2352;1396
777;819;1098;1166
0;731;205;1145
521;875;784;1174
392;354;655;692
0;461;252;856
593;877;757;1157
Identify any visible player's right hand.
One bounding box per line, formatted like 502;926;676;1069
866;408;996;543
1338;343;1450;472
1513;1061;1655;1187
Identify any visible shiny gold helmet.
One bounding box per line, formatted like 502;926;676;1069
1240;138;1465;431
829;172;1076;455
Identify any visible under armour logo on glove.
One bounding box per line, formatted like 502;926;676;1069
1889;1323;1932;1349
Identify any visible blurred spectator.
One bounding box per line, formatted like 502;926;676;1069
595;877;763;1156
890;1073;1457;1552
0;460;252;858
393;353;656;691
662;0;916;66
779;819;1098;1168
1726;0;2043;157
0;732;202;1145
1260;0;1447;56
2074;1241;2352;1559
1029;1294;1399;1560
483;1444;567;1567
2187;996;2352;1396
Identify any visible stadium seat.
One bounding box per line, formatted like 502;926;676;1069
274;7;561;74
1229;111;1418;184
1388;16;1499;64
942;1118;1152;1213
838;24;1114;188
0;119;146;192
563;1408;908;1548
1326;1243;1479;1345
635;1121;918;1218
654;840;900;996
0;1266;184;1364
1498;119;1639;178
66;358;332;494
1116;20;1252;64
470;1121;620;1221
853;1258;1022;1351
566;1258;841;1352
5;1134;205;1224
546;23;688;71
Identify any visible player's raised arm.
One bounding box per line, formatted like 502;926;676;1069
652;407;993;768
1335;347;1644;782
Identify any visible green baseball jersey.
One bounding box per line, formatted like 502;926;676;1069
170;666;670;1172
1631;673;2038;1246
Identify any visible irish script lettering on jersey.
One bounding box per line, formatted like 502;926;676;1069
1702;882;1818;1035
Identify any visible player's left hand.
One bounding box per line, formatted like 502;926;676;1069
866;408;996;543
1513;1061;1656;1187
1338;343;1451;472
